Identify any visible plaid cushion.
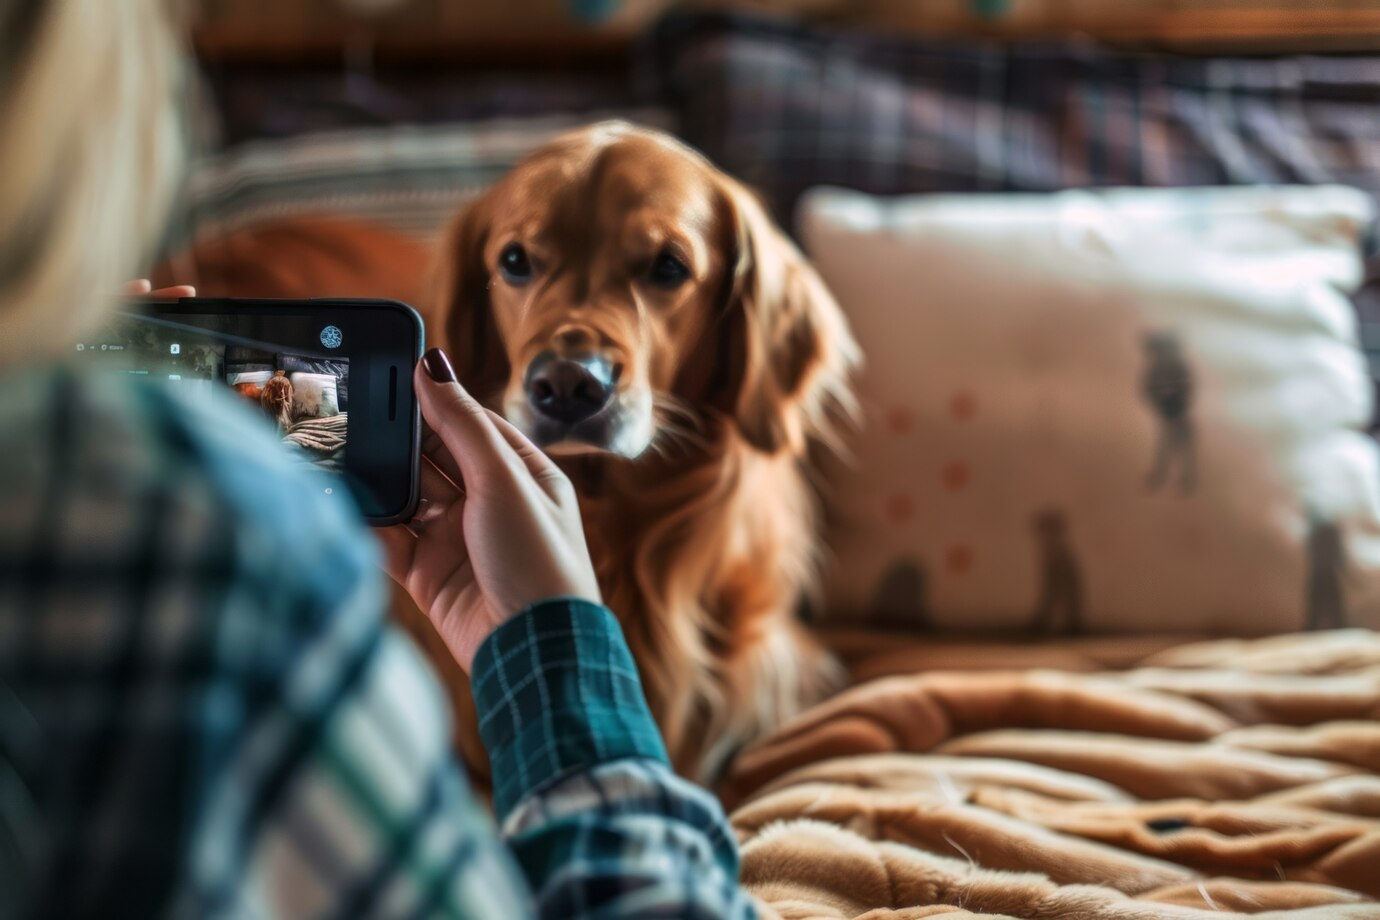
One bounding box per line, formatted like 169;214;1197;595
202;67;655;146
642;11;1380;421
644;13;1380;221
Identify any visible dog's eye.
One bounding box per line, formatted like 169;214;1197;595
498;243;533;284
647;251;690;289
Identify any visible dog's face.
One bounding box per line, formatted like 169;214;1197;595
435;122;855;459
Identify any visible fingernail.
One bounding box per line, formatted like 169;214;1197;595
422;348;457;383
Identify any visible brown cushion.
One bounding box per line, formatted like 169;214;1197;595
152;215;434;311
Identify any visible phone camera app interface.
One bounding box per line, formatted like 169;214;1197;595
85;313;351;480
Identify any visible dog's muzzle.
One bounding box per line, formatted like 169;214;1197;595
524;350;618;448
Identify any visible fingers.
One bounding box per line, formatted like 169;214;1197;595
123;280;195;298
376;524;416;586
378;460;460;583
150;285;196;299
421;422;464;491
484;409;571;500
418;452;463;504
413;355;522;486
413;349;572;502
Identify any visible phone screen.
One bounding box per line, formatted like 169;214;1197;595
77;298;423;524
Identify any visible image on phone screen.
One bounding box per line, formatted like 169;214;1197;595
127;317;352;473
76;299;422;524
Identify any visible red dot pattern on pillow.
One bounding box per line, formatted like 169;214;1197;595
886;406;914;434
880;395;982;586
885;492;916;525
946;544;975;575
942;461;971;492
950;391;978;422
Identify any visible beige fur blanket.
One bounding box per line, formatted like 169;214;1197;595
720;629;1380;919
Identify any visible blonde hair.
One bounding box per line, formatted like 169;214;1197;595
0;0;185;364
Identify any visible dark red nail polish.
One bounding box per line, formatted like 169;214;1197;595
422;348;457;383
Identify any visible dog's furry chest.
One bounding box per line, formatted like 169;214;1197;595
560;446;817;628
556;445;830;779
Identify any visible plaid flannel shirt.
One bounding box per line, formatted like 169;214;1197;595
0;365;754;919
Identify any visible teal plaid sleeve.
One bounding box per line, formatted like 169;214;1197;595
471;600;756;918
471;599;670;819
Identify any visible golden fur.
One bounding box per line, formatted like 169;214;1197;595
260;372;294;433
429;122;858;782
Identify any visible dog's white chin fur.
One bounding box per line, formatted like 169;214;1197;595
503;393;654;460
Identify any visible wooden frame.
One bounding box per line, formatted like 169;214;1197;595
191;0;1380;62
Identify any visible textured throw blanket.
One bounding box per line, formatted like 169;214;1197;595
284;413;347;454
281;413;348;475
721;630;1380;919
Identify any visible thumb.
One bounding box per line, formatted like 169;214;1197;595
414;349;520;487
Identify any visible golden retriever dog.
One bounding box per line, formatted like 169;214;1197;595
429;121;858;783
259;371;294;433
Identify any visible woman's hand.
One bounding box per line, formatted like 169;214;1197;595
124;279;195;298
379;348;601;672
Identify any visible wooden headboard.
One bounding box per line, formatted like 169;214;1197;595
854;0;1380;50
192;0;1380;63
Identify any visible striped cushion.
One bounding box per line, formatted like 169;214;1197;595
176;110;674;243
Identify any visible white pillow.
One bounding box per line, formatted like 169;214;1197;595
226;369;272;389
289;372;341;420
802;186;1379;635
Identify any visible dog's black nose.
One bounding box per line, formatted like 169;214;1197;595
525;351;615;425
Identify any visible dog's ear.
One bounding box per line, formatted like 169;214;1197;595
710;177;858;455
430;195;510;407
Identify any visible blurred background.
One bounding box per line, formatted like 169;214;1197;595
174;0;1380;335
164;0;1380;638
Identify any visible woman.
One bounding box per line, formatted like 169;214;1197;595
0;3;753;917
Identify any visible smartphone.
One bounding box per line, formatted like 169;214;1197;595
78;297;423;525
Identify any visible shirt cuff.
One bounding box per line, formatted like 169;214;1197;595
470;598;670;820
